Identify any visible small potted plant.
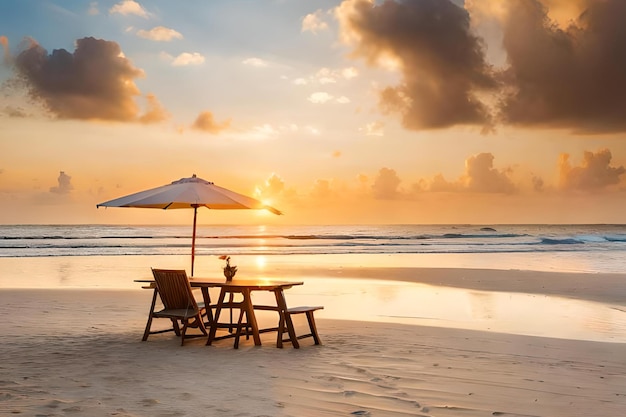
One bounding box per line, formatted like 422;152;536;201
219;255;237;281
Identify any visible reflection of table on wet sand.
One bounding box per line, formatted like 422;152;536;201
193;279;303;348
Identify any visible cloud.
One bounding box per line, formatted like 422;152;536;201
559;149;626;191
11;36;149;121
314;67;358;84
532;175;545;192
50;171;73;194
302;10;330;34
109;0;148;18
87;2;99;15
310;179;335;200
462;152;516;193
304;125;321;135
242;57;269;68
335;0;626;134
2;105;28;118
255;173;286;199
192;111;230;134
496;0;626;132
372;167;402;199
171;52;205;66
337;0;496;130
361;121;384;136
138;93;168;124
341;67;359;79
137;26;183;41
427;173;462;192
0;36;9;64
419;152;516;193
308;92;333;104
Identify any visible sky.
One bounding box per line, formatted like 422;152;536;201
2;0;626;225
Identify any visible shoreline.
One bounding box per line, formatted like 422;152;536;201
2;253;625;304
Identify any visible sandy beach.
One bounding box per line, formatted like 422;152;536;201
1;262;626;417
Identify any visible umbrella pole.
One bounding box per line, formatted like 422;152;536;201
191;205;198;276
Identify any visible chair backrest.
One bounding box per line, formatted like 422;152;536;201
151;268;198;311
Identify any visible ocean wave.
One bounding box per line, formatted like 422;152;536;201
0;232;529;241
540;238;583;245
2;224;626;259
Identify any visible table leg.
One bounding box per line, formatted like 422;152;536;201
206;288;226;346
242;288;262;346
274;289;299;348
228;292;234;332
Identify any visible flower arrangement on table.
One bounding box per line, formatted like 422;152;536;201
219;255;237;281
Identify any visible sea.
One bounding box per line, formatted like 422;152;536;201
2;223;626;273
2;224;626;342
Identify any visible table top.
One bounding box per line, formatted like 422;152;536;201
135;277;303;290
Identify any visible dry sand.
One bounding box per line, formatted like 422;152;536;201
1;267;626;417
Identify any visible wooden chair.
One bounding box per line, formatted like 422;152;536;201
142;268;207;346
277;305;324;348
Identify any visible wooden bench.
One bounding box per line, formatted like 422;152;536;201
277;306;324;348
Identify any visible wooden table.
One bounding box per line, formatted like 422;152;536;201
137;278;303;348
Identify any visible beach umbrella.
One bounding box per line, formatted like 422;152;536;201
96;174;281;276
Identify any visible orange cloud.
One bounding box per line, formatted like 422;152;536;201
139;93;168;124
136;26;182;41
49;171;73;194
255;173;285;199
463;153;516;193
12;37;150;122
191;111;231;134
372;167;402;199
310;179;334;200
558;149;626;191
415;152;516;194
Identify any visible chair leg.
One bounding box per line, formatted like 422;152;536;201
142;288;159;341
142;314;154;341
171;318;181;336
180;319;189;346
306;311;322;345
196;313;208;336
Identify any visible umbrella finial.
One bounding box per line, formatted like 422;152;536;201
192;174;197;178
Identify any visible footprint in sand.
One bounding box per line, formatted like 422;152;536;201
140;398;160;406
61;405;83;412
45;399;67;409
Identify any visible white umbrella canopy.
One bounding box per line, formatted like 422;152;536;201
97;174;281;275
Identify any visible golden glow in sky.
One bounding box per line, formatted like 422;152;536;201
1;0;626;225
